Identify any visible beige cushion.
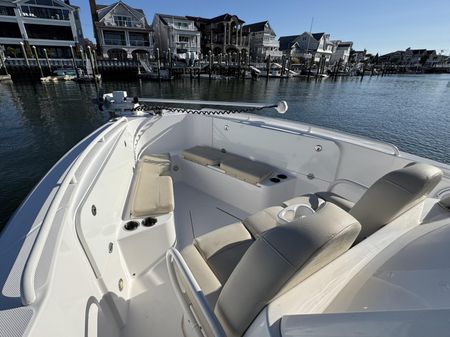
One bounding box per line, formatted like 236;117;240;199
220;157;273;185
350;162;442;243
182;146;227;166
181;245;222;308
215;203;361;337
140;153;171;176
194;222;253;285
243;206;283;237
131;173;174;217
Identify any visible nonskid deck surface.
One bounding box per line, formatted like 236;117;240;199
173;182;250;250
122;182;249;337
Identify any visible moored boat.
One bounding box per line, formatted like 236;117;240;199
1;91;450;337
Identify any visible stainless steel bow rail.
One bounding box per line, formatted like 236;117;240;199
134;97;288;114
98;91;288;116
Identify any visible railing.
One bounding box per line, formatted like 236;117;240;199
104;39;126;46
6;57;83;67
21;6;70;21
103;21;145;29
129;40;150;47
20;117;128;306
166;248;226;337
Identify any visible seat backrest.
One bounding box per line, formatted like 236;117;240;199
214;203;361;337
350;162;442;243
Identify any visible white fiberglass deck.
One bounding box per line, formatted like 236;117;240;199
1;109;449;337
122;181;250;337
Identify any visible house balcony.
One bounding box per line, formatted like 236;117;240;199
104;39;127;46
130;40;150;47
98;22;148;30
169;24;197;32
175;41;198;49
262;39;279;48
264;49;282;58
20;6;70;21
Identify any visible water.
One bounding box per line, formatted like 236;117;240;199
1;74;449;230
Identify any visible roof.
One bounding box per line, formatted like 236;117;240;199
156;13;192;25
187;13;244;24
96;1;146;22
209;13;244;23
312;32;324;41
278;35;299;51
243;21;268;32
337;42;353;47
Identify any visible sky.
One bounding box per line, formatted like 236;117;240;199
71;0;450;55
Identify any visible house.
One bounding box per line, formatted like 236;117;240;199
379;50;404;65
401;48;430;67
0;0;83;59
152;14;200;61
329;41;353;65
242;21;282;62
278;32;334;63
425;52;449;68
350;49;368;63
89;0;152;60
187;13;249;56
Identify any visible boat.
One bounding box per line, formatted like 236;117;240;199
0;74;12;81
1;91;450;337
40;68;77;82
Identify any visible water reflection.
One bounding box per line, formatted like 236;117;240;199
1;74;449;229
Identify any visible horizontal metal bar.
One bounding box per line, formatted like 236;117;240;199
136;97;276;109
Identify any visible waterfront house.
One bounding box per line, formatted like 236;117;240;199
242;21;282;62
329;41;353;65
152;14;200;62
187;13;249;57
0;0;83;59
89;0;152;60
425;52;449;68
278;32;333;63
350;49;368;64
401;48;432;68
379;50;404;65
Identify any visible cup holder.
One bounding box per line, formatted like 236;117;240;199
142;217;158;227
277;174;287;180
270;177;281;183
124;221;139;231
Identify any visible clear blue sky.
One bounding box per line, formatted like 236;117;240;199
71;0;450;55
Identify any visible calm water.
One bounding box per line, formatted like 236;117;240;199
1;74;449;230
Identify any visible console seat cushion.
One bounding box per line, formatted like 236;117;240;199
140;153;171;176
182;146;227;166
194;222;254;285
220;157;274;185
131;165;174;217
243;206;283;238
215;203;361;337
181;244;222;308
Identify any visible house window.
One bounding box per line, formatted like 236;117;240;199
176;22;189;29
178;36;189;43
0;6;15;16
114;15;133;27
21;5;69;20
